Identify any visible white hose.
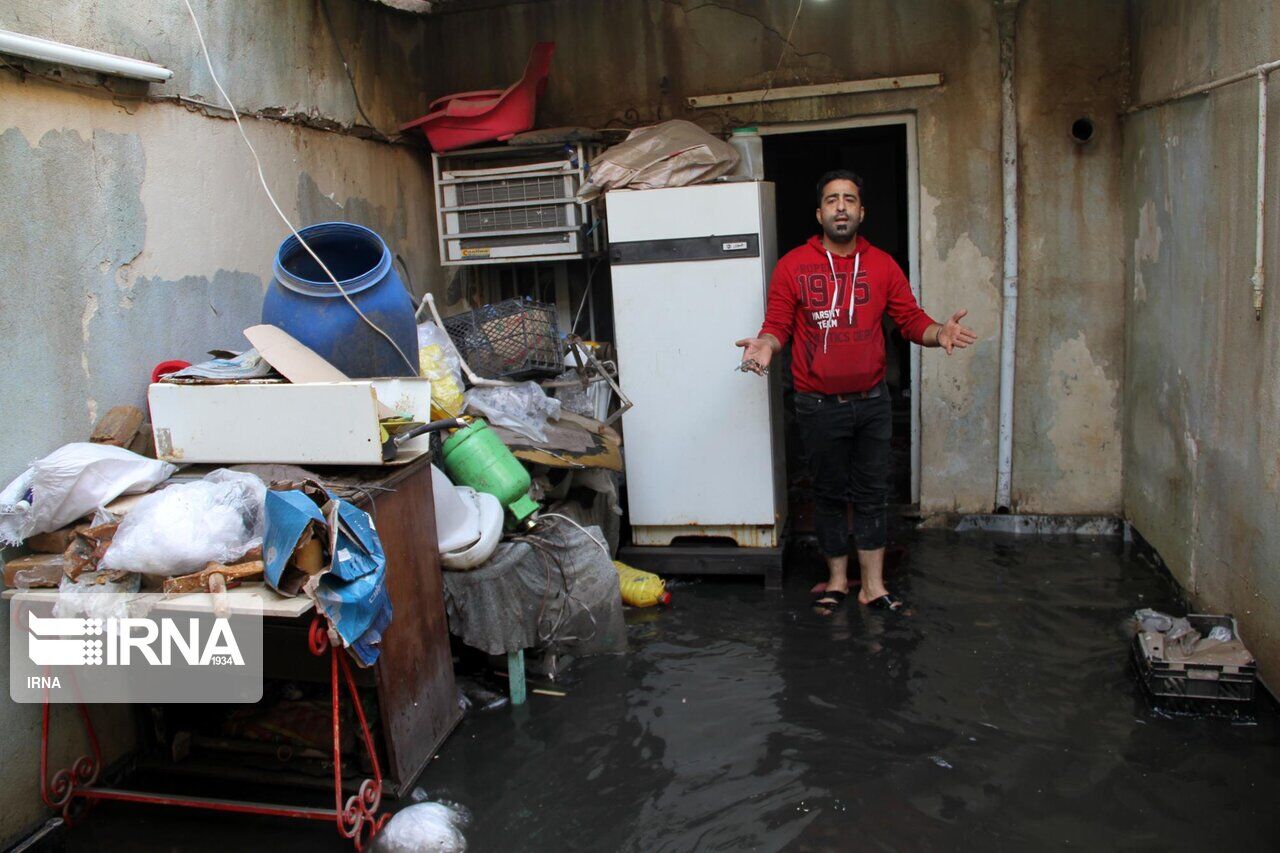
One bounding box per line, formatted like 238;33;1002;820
421;293;518;388
181;0;419;376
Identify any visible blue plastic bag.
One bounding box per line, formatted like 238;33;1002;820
263;485;393;667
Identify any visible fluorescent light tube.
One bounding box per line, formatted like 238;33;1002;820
0;29;172;83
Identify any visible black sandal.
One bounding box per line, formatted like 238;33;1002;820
864;593;904;611
813;590;848;609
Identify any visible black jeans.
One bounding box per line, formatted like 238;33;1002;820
795;386;892;557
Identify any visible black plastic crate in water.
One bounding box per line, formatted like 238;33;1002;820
442;298;563;381
1131;614;1258;711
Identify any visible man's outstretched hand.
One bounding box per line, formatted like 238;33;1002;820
937;310;978;355
735;337;775;375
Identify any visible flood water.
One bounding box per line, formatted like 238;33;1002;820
42;529;1280;851
426;530;1280;851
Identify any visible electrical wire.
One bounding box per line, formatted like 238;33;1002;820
394;253;413;294
757;0;806;120
317;0;392;140
515;519;600;646
180;0;420;375
537;512;610;558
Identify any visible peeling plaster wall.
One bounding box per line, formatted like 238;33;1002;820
0;79;437;444
3;0;434;133
1124;1;1280;683
422;0;1127;514
0;1;438;842
1012;0;1126;513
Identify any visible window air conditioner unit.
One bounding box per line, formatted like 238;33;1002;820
432;142;602;265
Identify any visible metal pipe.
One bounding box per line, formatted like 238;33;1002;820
995;1;1019;511
1126;58;1280;115
1255;71;1268;319
0;29;172;82
1127;58;1280;321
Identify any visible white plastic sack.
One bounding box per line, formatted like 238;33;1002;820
464;381;561;443
101;469;266;576
0;443;176;546
54;571;141;621
577;119;740;201
372;800;470;853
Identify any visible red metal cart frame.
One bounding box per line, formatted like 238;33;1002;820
39;615;388;850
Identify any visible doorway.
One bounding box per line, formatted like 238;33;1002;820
755;114;921;512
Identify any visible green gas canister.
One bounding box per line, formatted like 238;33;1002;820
441;418;539;528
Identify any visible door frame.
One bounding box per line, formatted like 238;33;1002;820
750;112;922;505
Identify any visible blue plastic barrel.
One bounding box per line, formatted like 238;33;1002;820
263;222;418;378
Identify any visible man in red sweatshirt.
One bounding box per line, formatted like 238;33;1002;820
736;170;976;611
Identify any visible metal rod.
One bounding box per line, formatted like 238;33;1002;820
72;788;339;821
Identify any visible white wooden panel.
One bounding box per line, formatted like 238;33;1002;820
148;380;432;466
687;72;943;109
4;587;313;619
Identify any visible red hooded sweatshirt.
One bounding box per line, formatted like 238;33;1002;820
759;234;936;395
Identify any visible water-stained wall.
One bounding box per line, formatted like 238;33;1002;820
17;0;1238;841
421;0;1129;515
0;0;439;841
1124;0;1280;684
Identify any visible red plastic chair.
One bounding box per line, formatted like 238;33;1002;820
400;42;555;151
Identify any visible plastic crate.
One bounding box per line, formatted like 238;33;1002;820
1131;614;1257;712
443;299;563;380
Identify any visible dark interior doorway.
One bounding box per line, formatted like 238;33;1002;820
761;123;915;520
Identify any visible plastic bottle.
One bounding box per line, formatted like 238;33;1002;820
614;561;671;607
728;128;764;180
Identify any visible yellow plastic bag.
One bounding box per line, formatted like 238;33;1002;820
419;343;465;418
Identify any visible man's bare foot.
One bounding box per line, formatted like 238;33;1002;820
856;584;889;605
813;580;850;609
858;588;905;611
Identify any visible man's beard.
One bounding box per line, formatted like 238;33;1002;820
822;218;856;244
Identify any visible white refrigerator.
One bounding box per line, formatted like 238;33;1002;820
606;182;786;549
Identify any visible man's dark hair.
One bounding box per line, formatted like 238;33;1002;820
815;169;865;206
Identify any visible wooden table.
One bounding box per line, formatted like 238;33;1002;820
347;453;461;789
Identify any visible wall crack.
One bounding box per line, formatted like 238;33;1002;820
652;0;836;65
